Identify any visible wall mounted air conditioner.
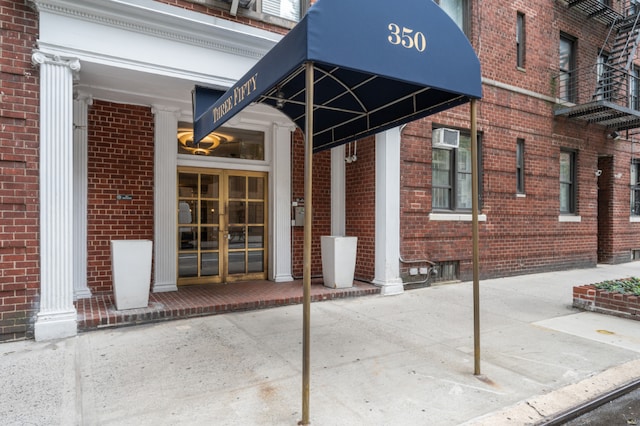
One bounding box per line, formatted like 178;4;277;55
432;128;460;149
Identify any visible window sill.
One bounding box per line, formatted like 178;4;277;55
516;193;526;198
558;215;581;222
429;213;487;222
630;216;640;223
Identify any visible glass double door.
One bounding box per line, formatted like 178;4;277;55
178;168;267;284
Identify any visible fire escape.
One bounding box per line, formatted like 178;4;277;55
554;0;640;131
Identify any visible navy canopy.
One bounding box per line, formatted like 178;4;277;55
194;0;482;152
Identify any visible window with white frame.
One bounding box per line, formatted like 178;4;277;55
261;0;301;21
435;0;468;35
202;0;302;23
631;160;640;215
432;130;481;211
560;150;577;214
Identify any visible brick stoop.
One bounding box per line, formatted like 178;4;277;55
573;284;640;321
75;279;381;332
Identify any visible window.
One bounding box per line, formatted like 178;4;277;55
211;0;302;23
261;0;301;21
560;150;577;214
516;139;525;194
596;52;613;101
559;34;576;102
435;0;468;34
631;160;640;215
630;66;640;110
177;122;265;160
432;130;481;211
516;12;525;69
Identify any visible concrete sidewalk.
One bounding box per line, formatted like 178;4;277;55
3;263;640;425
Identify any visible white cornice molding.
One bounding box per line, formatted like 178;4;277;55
30;0;281;60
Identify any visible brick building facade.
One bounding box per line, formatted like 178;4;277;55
2;0;640;341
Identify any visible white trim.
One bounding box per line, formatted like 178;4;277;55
152;106;180;293
34;51;78;341
558;215;582;222
72;93;92;300
373;128;404;295
429;213;487;222
331;145;346;236
630;216;640;222
516;193;526;198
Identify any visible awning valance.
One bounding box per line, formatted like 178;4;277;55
194;0;482;152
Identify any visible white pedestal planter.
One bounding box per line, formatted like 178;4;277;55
321;236;357;288
111;240;152;310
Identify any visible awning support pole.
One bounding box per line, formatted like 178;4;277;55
301;61;314;426
470;99;481;376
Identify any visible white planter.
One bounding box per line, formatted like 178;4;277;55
111;240;152;310
321;236;357;288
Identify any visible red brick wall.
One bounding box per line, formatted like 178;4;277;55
86;101;155;293
291;130;331;278
0;0;40;341
345;138;376;281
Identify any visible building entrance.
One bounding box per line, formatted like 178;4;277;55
177;168;268;284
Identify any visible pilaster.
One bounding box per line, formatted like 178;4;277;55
331;145;346;236
271;123;294;282
32;51;80;340
373;128;404;295
152;106;180;292
73;92;93;300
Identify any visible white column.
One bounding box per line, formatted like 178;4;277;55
73;92;92;300
270;123;294;282
152;106;180;292
373;128;404;295
32;51;80;340
331;145;346;236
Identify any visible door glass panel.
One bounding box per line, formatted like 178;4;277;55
201;252;219;276
248;202;264;223
228;226;246;249
228;201;246;223
201;200;219;225
178;253;198;277
228;252;246;274
248;226;264;248
179;173;198;198
248;177;264;199
178;200;197;225
201;174;219;198
248;251;264;273
201;227;219;250
229;176;246;198
179;226;197;250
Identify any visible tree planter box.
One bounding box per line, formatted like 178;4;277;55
321;236;357;289
573;284;640;321
111;240;152;310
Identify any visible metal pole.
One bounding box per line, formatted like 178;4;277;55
301;61;314;426
470;99;481;376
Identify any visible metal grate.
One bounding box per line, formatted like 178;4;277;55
432;261;459;282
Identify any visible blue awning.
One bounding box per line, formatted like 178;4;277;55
194;0;482;152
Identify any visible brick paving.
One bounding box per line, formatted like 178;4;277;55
75;279;380;332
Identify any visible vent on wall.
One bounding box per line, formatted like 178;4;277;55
432;260;459;282
432;128;460;149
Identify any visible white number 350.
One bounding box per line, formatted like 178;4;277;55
388;23;427;52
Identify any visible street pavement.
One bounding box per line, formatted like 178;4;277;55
3;263;640;425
